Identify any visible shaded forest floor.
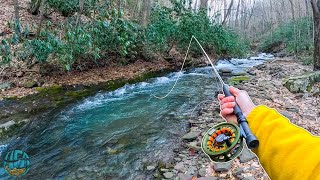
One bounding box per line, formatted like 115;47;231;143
165;58;320;180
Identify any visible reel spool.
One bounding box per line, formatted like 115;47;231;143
201;122;244;162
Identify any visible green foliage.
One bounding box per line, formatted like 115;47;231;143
146;4;248;57
91;9;141;62
2;0;249;71
261;17;313;54
0;40;12;65
47;0;96;16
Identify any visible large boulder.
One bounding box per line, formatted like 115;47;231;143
283;71;320;93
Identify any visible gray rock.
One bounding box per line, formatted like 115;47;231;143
0;82;12;90
178;154;187;158
197;177;218;180
232;71;247;76
279;110;293;120
283;71;320;93
16;71;24;77
174;162;186;172
243;176;256;180
212;161;232;172
232;167;244;176
178;173;193;180
239;147;256;163
186;166;197;175
147;165;156;171
199;167;207;177
285;106;299;113
219;68;232;73
161;168;169;172
182;131;200;140
163;172;174;179
174;157;182;162
187;141;201;150
23;80;38;88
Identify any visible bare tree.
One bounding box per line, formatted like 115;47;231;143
235;0;241;27
222;0;234;25
311;0;320;70
200;0;208;10
37;0;46;36
140;0;151;26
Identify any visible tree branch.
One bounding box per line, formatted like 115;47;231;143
311;0;320;16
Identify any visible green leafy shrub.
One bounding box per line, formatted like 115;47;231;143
146;4;248;58
47;0;96;17
261;17;313;54
91;8;141;62
0;40;12;65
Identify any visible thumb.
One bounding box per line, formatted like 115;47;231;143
229;86;241;97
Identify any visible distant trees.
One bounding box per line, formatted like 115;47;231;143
311;0;320;70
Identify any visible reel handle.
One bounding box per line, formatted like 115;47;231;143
222;84;259;149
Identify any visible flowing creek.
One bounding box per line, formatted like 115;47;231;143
0;54;273;179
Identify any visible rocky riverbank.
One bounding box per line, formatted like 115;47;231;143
147;58;319;179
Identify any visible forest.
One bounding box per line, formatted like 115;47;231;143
1;0;319;72
0;0;319;179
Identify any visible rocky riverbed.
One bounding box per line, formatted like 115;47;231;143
146;58;319;180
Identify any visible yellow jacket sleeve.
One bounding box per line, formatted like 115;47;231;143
247;105;320;180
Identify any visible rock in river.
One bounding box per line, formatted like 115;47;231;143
219;68;232;73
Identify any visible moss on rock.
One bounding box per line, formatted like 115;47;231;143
283;71;320;93
230;76;250;85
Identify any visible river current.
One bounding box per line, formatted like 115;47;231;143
0;54;273;179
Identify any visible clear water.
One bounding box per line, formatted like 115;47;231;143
0;56;272;179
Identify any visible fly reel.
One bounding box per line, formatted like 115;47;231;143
201;122;243;162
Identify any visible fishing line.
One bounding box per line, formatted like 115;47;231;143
153;36;224;100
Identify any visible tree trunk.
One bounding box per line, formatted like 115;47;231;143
222;0;234;25
14;0;20;20
140;0;151;26
311;0;320;70
235;0;241;27
37;0;46;37
200;0;207;9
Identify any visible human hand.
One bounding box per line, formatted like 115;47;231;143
218;86;256;124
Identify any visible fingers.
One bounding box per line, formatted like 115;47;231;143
221;108;234;117
220;96;235;104
229;86;241;96
221;102;236;110
218;94;225;100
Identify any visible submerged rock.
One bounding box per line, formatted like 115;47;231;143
219;68;232;73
